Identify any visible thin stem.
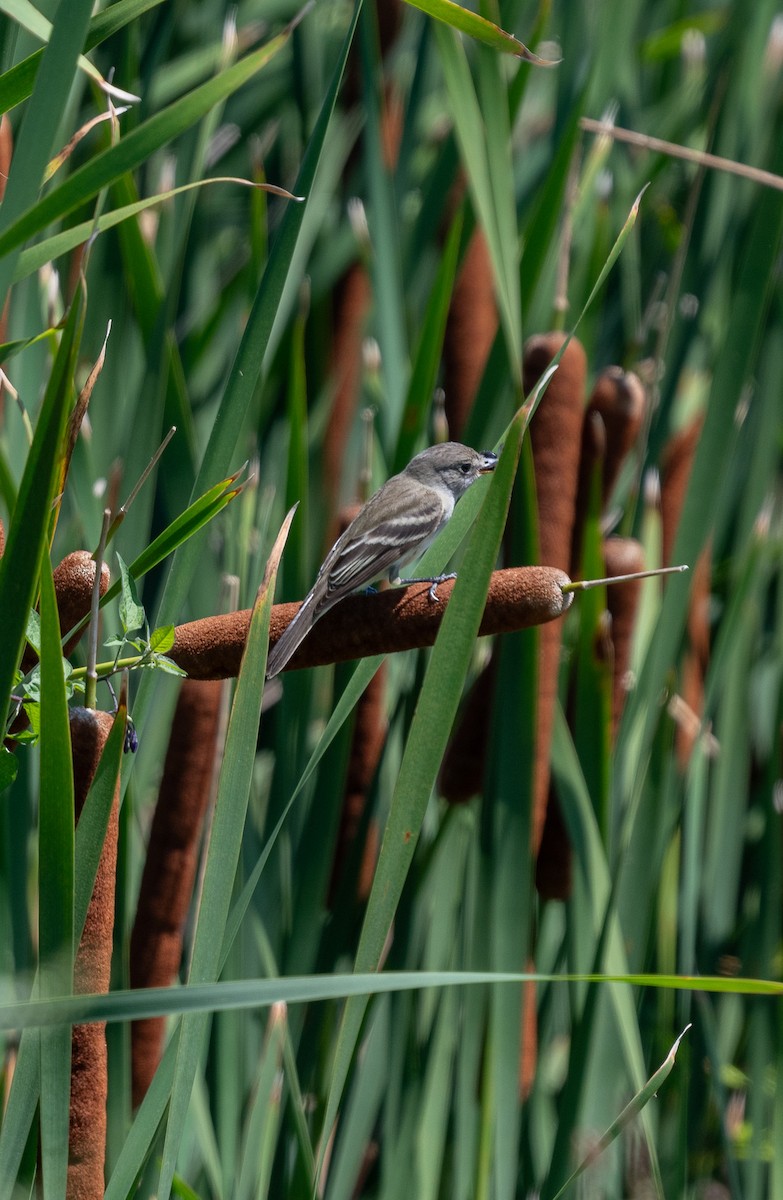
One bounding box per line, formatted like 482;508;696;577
561;564;688;594
84;510;112;709
71;653;150;684
580;117;783;193
105;425;177;544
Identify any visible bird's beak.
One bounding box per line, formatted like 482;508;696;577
478;451;498;474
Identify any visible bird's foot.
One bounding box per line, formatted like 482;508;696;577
397;573;457;603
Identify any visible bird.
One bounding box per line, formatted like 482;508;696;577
266;442;498;677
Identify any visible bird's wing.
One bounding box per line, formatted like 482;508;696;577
321;490;448;602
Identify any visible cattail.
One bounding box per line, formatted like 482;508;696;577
68;708;120;1200
56;552;111;656
323;265;372;516
524;333;587;855
439;660;495;803
324;502;388;905
660;416;710;764
130;678;223;1106
519;965;538;1100
443;228;498;439
20;552;110;677
588;367;645;504
603;537;645;739
169;566;574;679
535;786;572;900
328;663;387;904
660;415;702;568
571;367;645;573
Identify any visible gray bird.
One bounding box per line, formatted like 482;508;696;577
266;442;497;677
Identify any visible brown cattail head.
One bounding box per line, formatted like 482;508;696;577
68;707;120;1200
519;964;538;1100
660;415;703;568
535;787;572;901
325;502;389;904
323;266;372;516
588;367;645;506
56;551;111;656
524;333;586;857
329;663;387;904
0;116;11;203
571;367;646;574
439;659;496;804
169;566;573;680
660;415;710;765
443;229;498;439
130;678;223;1106
602;537;645;739
524;332;587;570
20;552;111;677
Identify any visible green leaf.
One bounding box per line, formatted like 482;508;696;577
13;176;299;286
550;1026;692;1200
0;745;18;790
149;625;176;655
152;656;187;678
405;0;558;63
3;971;780;1036
116;553;146;635
24;610;41;655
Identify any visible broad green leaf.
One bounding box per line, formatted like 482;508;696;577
2;971;782;1036
116;553;146;635
149;625;176;655
12;176;300;285
405;0;558;62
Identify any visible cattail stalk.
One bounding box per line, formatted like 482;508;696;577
129;678;224;1105
67;708;120;1200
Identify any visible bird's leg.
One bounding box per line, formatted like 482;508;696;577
395;572;457;602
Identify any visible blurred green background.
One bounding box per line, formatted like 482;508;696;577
1;0;782;1196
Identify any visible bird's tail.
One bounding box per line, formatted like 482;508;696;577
266;592;319;678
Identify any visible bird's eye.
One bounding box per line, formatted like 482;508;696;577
458;462;471;474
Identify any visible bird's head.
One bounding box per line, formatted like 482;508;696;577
405;442;498;499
